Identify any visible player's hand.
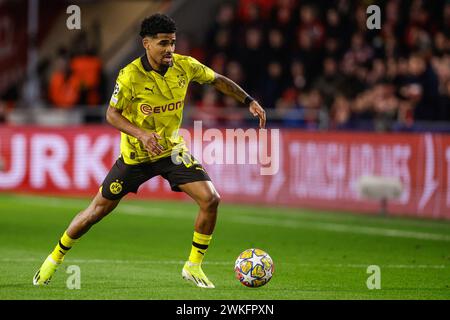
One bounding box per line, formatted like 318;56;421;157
249;101;266;129
139;132;165;156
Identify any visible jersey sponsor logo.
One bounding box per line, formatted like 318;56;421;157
140;104;153;115
109;180;123;195
139;101;183;115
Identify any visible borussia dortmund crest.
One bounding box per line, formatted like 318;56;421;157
177;74;186;88
110;180;123;194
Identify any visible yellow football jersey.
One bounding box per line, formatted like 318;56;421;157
109;53;215;164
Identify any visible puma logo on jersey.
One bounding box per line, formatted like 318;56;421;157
145;86;155;94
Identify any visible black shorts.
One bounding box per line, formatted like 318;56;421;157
101;152;211;200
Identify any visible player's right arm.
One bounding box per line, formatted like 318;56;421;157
107;70;164;156
106;106;164;156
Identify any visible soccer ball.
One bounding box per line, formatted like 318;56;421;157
234;248;274;288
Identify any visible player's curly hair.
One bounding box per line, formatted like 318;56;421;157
139;13;177;38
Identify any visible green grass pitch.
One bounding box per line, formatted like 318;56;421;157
0;193;449;300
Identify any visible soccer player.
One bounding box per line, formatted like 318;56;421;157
33;14;266;289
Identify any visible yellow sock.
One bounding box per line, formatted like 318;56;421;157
50;231;77;263
188;231;212;264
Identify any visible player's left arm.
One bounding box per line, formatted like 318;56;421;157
211;73;266;128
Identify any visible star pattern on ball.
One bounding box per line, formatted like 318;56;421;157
235;256;246;267
235;248;274;288
240;267;255;284
265;264;273;278
246;250;266;269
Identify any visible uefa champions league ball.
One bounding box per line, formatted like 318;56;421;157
234;248;274;288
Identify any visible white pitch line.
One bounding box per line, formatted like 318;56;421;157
0;257;225;265
319;263;446;269
117;207;450;242
118;204;189;218
231;216;450;242
3;196;450;242
0;258;445;269
116;207;450;242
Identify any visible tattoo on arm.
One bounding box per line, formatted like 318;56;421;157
212;73;248;104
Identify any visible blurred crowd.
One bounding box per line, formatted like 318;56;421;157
187;0;450;131
44;22;106;120
1;0;450;131
0;22;106;123
48;33;104;109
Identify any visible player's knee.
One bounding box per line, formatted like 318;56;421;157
85;209;103;225
201;192;221;213
86;203;114;225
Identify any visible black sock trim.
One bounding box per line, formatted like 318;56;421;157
192;242;208;250
59;240;71;251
